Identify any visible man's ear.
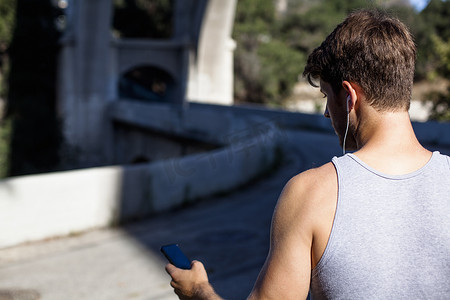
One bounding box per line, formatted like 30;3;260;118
342;81;359;111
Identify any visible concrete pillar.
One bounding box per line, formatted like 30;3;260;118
58;0;115;167
172;0;206;110
187;0;237;105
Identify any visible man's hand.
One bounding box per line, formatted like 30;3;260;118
165;260;222;300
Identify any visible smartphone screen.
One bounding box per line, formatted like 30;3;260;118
160;244;192;270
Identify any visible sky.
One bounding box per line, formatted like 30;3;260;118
409;0;430;11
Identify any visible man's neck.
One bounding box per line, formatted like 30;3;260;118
354;111;432;175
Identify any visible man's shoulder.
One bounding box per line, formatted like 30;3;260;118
288;162;337;194
272;162;338;254
277;162;337;217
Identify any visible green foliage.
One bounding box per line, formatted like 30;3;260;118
278;0;377;54
0;0;16;98
233;0;279;104
5;0;62;176
0;0;15;45
234;36;305;105
427;34;450;121
431;34;450;77
278;8;341;54
428;86;450;121
233;0;307;105
234;0;275;33
0;118;10;178
421;0;450;39
232;0;450;108
413;0;450;80
415;0;450;121
423;1;450;78
112;0;173;39
232;0;416;105
0;0;15;178
258;39;305;105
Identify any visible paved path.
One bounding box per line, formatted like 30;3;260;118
0;130;448;300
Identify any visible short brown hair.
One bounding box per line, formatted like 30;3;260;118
303;9;416;111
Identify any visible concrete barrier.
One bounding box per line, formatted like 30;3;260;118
412;120;450;147
1;101;449;249
0;126;280;249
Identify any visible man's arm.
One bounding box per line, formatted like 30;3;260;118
247;168;322;299
165;163;336;300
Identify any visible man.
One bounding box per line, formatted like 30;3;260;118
165;9;450;299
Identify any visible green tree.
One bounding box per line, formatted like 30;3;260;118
258;39;305;105
418;0;450;79
5;0;62;176
232;0;421;106
0;0;16;178
0;0;16;96
413;0;450;121
233;0;305;105
427;34;450;121
112;0;173;39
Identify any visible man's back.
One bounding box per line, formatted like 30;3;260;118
310;152;450;299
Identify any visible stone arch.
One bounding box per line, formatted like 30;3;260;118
113;38;188;105
118;64;175;103
114;40;181;81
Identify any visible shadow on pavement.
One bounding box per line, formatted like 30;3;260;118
118;130;342;299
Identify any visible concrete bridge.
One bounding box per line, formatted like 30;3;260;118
59;0;237;167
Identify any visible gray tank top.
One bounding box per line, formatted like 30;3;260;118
310;152;450;299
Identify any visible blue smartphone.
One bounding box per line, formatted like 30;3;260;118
160;244;192;270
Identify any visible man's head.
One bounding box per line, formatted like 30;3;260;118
303;9;416;112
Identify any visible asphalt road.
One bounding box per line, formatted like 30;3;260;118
0;129;448;300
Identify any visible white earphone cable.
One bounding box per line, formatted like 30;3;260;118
343;98;350;155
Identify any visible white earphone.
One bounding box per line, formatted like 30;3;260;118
342;95;351;155
346;95;351;113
